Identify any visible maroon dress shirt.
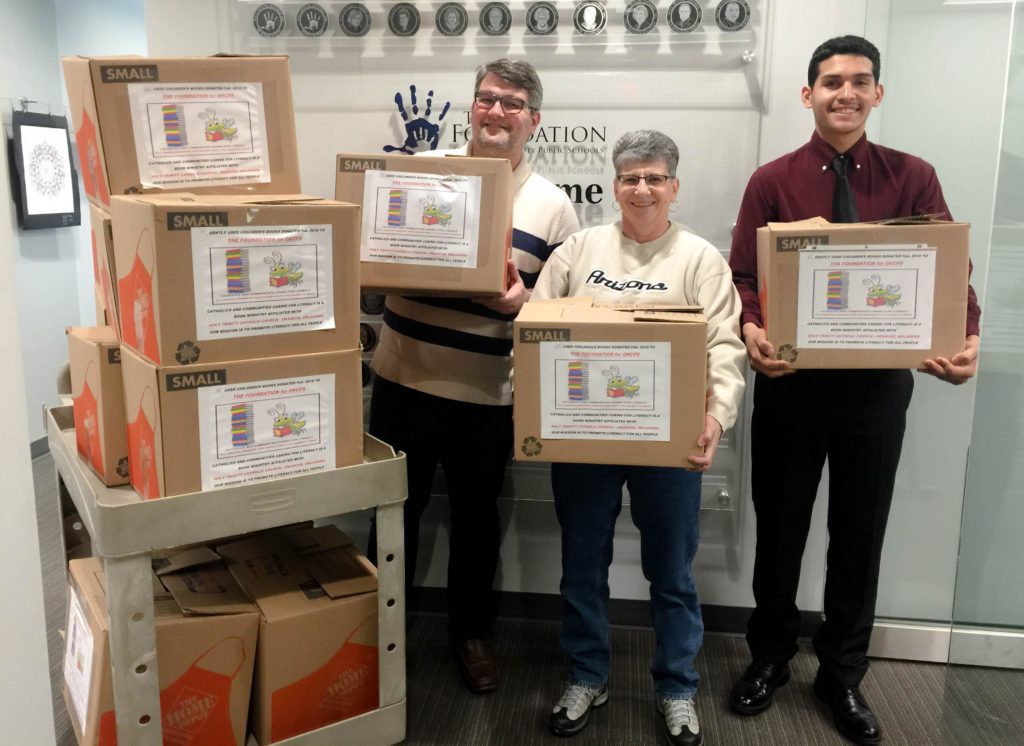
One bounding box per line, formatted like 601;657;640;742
730;131;981;337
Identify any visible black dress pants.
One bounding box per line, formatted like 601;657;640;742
367;375;512;645
746;369;914;686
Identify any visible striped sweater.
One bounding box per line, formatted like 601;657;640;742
370;147;580;405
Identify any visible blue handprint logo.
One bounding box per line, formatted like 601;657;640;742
383;85;451;154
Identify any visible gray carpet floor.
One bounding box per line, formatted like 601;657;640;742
403;613;1024;745
33;451;1024;745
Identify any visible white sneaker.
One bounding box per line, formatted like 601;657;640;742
657;696;703;746
549;682;608;736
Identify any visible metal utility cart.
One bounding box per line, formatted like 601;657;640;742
46;405;407;746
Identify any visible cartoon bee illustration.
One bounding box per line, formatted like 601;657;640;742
198;107;238;142
602;365;640;398
863;274;901;307
268;403;306;438
265;250;304;287
420;195;453;226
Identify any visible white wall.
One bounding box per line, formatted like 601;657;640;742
0;1;60;740
137;0;1010;632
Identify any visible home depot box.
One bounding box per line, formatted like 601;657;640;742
513;297;707;467
756;218;970;368
121;346;363;498
89;204;120;336
63;552;259;746
110;193;360;366
335;152;513;296
218;524;379;744
62;55;301;209
68;326;128;486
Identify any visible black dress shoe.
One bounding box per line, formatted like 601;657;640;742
813;670;882;744
729;660;790;715
454;639;498;693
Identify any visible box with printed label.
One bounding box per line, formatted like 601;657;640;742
110;193;360;366
513;297;707;467
63;551;259;746
756;218;970;368
88;204;120;336
217;524;379;744
67;326;129;486
61;55;301;209
334;152;513;296
121;346;363;498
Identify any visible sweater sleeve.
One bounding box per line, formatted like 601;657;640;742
695;248;747;432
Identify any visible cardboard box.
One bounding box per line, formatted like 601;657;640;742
62;55;301;208
63;552;259;746
513;298;707;467
121;346;363;498
110;193;360;366
89;204;120;337
68;326;129;486
334;152;513;296
218;525;379;744
756;218;970;368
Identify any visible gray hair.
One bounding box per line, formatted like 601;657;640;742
475;59;543;110
612;130;679;176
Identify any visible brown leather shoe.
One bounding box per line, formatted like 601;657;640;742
455;639;497;693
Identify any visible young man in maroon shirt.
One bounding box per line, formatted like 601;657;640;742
727;36;981;745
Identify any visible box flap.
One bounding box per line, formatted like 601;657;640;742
159;563;255;616
631;309;706;323
152;546;222;576
284;524;355;554
767;217;830;230
286;525;377;598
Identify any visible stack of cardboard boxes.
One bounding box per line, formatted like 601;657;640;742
64;524;379;746
61;55;377;744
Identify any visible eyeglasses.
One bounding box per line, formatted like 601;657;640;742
473;92;529;114
615;174;674;188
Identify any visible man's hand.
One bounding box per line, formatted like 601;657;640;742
687;415;724;472
474;260;527;315
918;335;979;385
742;322;794;377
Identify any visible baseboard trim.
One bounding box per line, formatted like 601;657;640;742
868;620;952;663
30;436;49;460
949;627;1024;669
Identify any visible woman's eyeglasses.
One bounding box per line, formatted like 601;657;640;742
615;174;674;188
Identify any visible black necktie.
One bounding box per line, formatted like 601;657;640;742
831;154;859;223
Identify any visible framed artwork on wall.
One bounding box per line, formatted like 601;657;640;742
8;110;81;230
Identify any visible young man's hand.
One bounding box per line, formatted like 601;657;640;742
919;335;979;385
742;323;794;377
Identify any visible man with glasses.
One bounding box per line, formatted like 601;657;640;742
368;58;579;694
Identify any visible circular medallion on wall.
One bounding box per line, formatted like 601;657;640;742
436;3;469;36
573;2;607;35
624;0;658;34
667;0;701;33
388;3;421;36
480;3;512;36
296;3;329;37
715;0;750;32
253;4;286;37
339;3;372;37
526;2;559;35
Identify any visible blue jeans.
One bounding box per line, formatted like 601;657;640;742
553;462;704;698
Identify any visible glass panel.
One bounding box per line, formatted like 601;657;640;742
951;0;1024;662
868;0;1011;632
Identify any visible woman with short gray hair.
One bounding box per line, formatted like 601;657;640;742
532;129;745;746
